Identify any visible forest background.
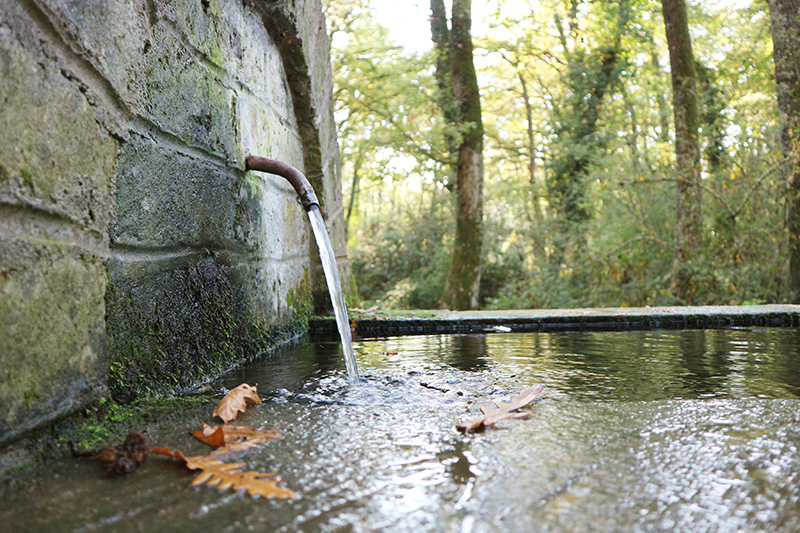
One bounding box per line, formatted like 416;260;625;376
322;0;798;311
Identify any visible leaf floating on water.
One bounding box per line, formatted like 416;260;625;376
190;422;227;448
213;383;262;423
190;421;283;456
150;446;297;499
456;384;545;433
151;446;209;470
70;382;294;500
213;424;283;446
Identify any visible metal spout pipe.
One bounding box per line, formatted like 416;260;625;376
245;155;320;210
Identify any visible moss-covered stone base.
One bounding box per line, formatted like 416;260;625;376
106;253;308;403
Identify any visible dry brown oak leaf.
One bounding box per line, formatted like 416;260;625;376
213;383;262;423
150;446;297;499
190;422;283;457
456;384;545;432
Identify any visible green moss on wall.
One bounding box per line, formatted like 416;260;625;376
287;270;314;323
105;253;307;403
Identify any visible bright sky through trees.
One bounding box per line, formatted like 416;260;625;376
369;0;751;54
370;0;494;53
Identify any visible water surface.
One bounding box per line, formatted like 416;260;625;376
3;329;800;531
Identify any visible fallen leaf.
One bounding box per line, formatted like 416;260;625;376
213;383;262;423
189;423;227;448
456;384;545;432
190;422;283;456
151;446;297;499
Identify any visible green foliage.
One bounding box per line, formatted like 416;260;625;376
325;0;795;309
351;196;453;308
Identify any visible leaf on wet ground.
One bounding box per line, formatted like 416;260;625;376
213;383;262;423
456;384;545;433
70;383;293;499
189;422;227;448
150;446;297;499
190;421;283;456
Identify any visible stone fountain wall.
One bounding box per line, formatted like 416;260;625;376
0;0;346;446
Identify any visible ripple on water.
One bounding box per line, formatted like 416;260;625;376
3;329;800;532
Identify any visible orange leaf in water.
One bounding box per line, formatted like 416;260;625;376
456;384;545;432
190;422;283;456
150;446;296;499
190;423;226;448
213;383;262;423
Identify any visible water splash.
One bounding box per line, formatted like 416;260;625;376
307;204;359;381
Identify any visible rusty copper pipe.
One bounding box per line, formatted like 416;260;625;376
245;155;320;210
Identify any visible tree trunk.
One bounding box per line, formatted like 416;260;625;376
661;0;702;303
548;45;618;224
767;0;800;302
649;35;671;142
623;92;642;176
520;73;543;224
548;1;625;226
430;0;459;165
430;0;484;310
344;150;363;237
696;61;725;171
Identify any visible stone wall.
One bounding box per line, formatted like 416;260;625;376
0;0;345;445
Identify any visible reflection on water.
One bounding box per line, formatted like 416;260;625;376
352;328;800;401
2;328;800;532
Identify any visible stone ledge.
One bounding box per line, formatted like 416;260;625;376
310;305;800;339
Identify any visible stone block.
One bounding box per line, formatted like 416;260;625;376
0;4;115;445
29;0;151;115
0;0;347;453
0;8;117;230
143;20;237;158
0;231;107;445
111;132;239;248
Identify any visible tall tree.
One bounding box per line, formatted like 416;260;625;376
547;0;627;232
661;0;702;303
430;0;485;310
767;0;800;301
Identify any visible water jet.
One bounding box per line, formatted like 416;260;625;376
245;155;360;381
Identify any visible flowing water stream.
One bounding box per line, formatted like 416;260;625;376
306;205;359;382
3;328;800;531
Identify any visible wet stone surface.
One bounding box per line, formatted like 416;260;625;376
2;328;800;531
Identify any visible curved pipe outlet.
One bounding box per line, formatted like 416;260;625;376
245;155;320;210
